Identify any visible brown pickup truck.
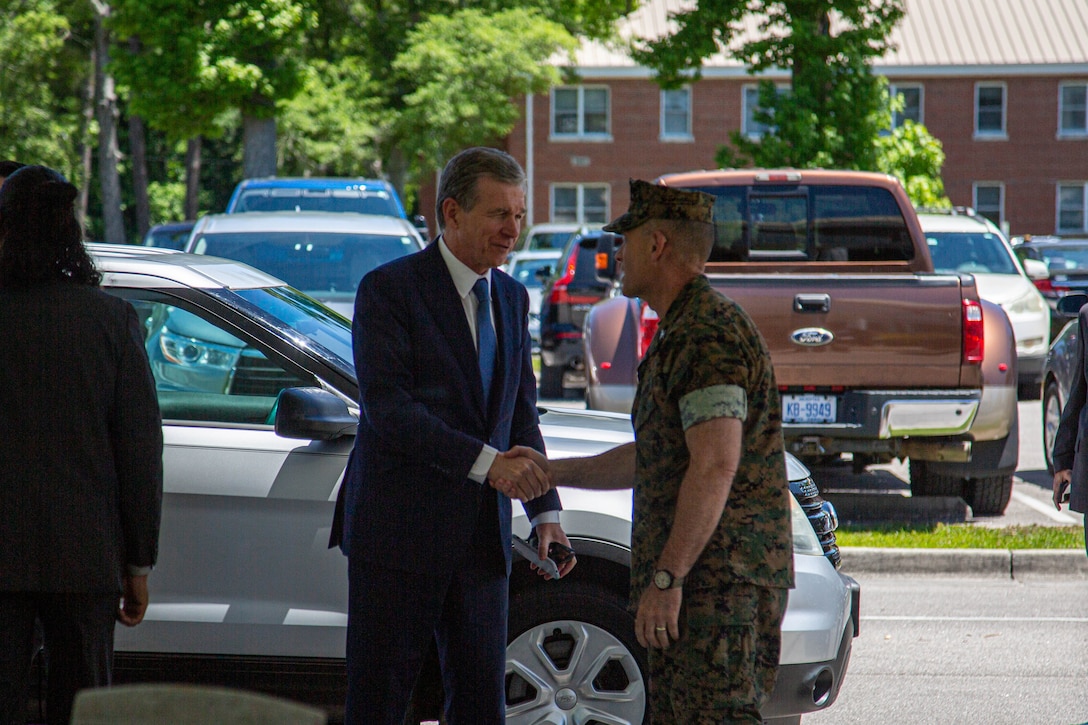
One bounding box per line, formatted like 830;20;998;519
583;169;1019;515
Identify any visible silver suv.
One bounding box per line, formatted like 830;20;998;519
81;244;857;724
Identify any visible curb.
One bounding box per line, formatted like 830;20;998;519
839;547;1088;578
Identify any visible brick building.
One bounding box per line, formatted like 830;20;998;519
420;0;1088;238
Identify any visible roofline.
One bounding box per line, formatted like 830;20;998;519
567;62;1088;81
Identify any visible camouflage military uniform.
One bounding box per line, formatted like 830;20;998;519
631;274;794;724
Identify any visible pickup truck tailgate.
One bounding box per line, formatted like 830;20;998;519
718;274;969;388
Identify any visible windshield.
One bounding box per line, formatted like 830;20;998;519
1034;244;1088;274
235;189;400;216
232;286;355;374
194;231;418;300
926;231;1019;275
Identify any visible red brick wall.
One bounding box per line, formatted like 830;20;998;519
418;73;1088;239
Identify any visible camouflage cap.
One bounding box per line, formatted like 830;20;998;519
602;179;715;233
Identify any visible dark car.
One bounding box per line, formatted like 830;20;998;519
1041;293;1088;473
1014;236;1088;305
142;221;195;250
537;230;613;398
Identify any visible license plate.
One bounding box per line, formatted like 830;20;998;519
783;394;836;424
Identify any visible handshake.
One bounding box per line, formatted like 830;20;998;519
487;445;554;502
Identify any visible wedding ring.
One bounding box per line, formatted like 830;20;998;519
655;626;667;631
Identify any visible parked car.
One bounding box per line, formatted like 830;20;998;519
505;249;562;351
1012;235;1088;320
516;222;596;254
74;244;857;725
1041;293;1088;474
537;230;613;398
142;220;195;250
919;209;1051;398
183;211;424;319
225;176;429;238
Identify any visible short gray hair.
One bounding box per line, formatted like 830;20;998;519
435;147;526;231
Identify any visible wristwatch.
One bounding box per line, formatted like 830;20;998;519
653;569;684;590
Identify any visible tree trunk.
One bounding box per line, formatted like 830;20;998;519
127;37;150;238
184;137;202;221
78;29;97;227
243;114;277;178
92;0;125;244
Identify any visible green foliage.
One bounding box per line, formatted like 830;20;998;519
638;0;930;178
110;0;315;140
837;524;1085;549
0;0;86;180
391;8;577;181
277;58;382;176
876;120;950;208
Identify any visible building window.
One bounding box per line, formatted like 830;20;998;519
661;88;692;140
973;183;1004;226
552;184;609;224
975;83;1006;137
1058;183;1088;234
890;84;923;128
1059;83;1088;136
552;87;610;139
743;85;786;138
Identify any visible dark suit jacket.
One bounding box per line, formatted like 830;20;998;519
0;283;163;593
1052;306;1088;514
337;242;560;573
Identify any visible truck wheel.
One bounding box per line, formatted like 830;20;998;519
538;364;564;399
908;460;964;498
965;475;1014;516
506;582;648;725
1043;378;1062;476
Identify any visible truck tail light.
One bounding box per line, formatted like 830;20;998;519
547;255;577;306
637;303;659;359
962;298;984;365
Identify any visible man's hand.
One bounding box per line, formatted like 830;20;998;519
532;522;577;580
118;574;149;627
1053;469;1072;510
635;586;682;649
489;446;550;501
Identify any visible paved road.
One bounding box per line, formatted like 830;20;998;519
805;574;1088;725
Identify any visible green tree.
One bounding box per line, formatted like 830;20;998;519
0;1;85;178
391;8;577;182
876;119;950;208
633;0;906;171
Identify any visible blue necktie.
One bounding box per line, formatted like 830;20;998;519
473;278;496;406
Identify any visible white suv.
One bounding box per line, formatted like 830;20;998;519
919;209;1051;398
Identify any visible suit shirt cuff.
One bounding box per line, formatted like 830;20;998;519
469;445;499;484
530;511;561;528
127;565;153;577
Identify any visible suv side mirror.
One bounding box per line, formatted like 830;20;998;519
592;232;622;282
1056;293;1088;318
275;387;358;440
1021;258;1049;281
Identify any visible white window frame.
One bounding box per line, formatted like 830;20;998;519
974;82;1007;139
550;183;610;224
973;182;1005;227
1058;82;1088;137
660;87;693;141
550;86;612;141
1057;183;1088;234
890;83;924;128
742;84;787;138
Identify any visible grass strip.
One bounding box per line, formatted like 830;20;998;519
837;523;1085;549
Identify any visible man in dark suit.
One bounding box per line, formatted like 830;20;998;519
1050;303;1088;554
335;147;576;724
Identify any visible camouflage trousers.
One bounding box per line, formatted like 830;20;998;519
647;583;788;724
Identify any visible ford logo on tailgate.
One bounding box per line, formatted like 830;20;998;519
791;327;834;346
